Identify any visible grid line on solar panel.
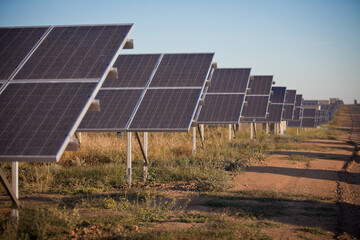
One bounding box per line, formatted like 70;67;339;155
207;68;250;93
247;75;273;95
270;86;286;103
197;94;245;124
14;25;133;81
0;27;50;81
149;53;214;87
284;90;296;104
128;88;201;131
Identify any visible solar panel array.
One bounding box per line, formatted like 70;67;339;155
282;90;296;120
79;53;214;132
197;68;251;124
241;75;273;122
0;24;133;162
256;86;286;123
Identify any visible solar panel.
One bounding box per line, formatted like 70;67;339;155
303;100;318;106
287;120;301;127
303;108;317;117
242;96;270;119
247;75;273;95
127;53;214;131
301;118;316;128
197;94;245;124
282;105;295;120
197;68;250;124
79;54;162;131
270;86;286;103
285;90;296;104
207;68;250;93
79;89;143;131
295;94;302;107
149;53;214;87
0;24;133;162
293;107;301;120
14;25;133;80
0;27;50;81
128;88;201;131
241;75;273;122
266;104;284;122
103;54;161;88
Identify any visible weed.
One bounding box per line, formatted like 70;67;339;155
286;155;315;162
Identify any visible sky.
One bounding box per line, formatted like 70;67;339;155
0;0;359;104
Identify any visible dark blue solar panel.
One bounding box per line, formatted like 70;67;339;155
207;68;250;93
295;94;302;107
247;76;273;95
285;90;296;104
149;53;214;87
14;25;133;80
270;87;286;103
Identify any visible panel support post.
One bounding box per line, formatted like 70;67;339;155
75;132;82;144
192;127;196;154
250;123;254;140
228;124;232;142
197;125;204;149
253;122;257;139
11;161;19;222
135;132;149;183
200;124;204;142
233;124;237;138
126;132;132;187
265;123;269;135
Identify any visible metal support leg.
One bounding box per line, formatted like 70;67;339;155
126;132;132;187
143;132;149;182
192;127;196;154
265;123;269;135
11;162;19;222
250;123;254;140
75;132;82;144
228;124;232;142
233;124;237;138
200;124;204;142
197;125;204;148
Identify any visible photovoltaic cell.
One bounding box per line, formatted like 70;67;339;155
285;90;296;104
197;94;245;124
0;27;49;80
247;76;273;95
149;53;214;87
128;89;201;131
207;68;250;93
282;105;294;120
103;54;161;88
14;25;132;80
270;86;286;103
79;90;143;131
0;82;96;159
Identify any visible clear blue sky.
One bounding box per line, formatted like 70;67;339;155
1;0;359;104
